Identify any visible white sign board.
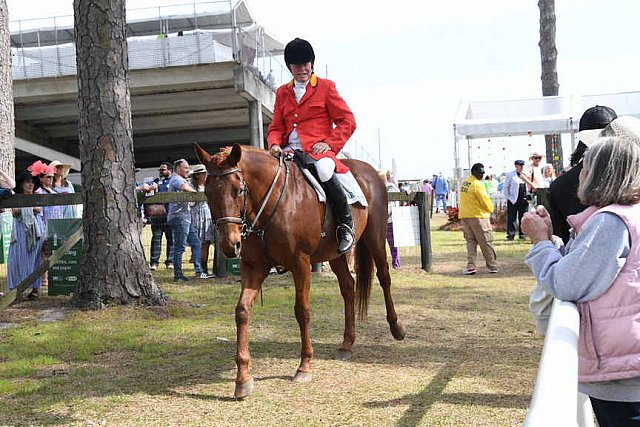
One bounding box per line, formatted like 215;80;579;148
391;206;420;247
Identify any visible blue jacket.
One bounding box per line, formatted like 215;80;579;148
433;176;449;195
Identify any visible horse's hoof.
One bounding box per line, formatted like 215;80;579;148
391;323;406;341
292;371;312;383
234;377;255;399
336;349;352;361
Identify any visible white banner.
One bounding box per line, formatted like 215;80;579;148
391;206;420;247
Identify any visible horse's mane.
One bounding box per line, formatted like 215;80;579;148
211;145;270;166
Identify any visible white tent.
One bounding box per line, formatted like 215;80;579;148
453;91;640;181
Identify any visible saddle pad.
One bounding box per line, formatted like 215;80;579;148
300;168;368;207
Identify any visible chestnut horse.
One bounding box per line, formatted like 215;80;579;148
194;143;405;398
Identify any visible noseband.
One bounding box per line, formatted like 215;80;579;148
209;155;288;239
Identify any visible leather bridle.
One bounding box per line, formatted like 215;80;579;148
208;154;289;239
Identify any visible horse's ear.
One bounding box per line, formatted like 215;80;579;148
229;144;242;166
194;142;212;164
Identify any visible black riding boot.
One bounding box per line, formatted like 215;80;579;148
321;174;355;254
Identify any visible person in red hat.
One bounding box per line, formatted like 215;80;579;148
267;38;357;254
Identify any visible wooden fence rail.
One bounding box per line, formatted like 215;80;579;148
0;190;432;307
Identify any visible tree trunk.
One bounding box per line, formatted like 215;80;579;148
538;0;563;174
73;0;165;308
0;0;14;176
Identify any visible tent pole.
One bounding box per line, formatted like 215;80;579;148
467;137;472;174
453;124;460;185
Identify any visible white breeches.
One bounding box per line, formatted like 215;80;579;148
314;157;336;182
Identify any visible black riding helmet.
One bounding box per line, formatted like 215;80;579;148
284;38;315;67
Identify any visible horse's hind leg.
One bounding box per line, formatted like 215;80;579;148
329;255;356;361
234;264;270;399
363;229;406;341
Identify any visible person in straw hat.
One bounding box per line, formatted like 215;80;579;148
189;164;215;278
49;160;77;219
521;151;545;193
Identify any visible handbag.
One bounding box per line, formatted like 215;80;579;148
143;203;166;218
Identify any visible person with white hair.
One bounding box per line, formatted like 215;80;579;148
540;164;556;188
523;117;640;426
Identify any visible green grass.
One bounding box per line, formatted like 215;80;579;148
0;215;541;426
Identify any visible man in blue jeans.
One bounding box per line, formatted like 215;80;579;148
148;161;174;270
167;159;207;281
432;173;449;213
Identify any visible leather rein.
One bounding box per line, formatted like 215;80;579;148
209;153;289;239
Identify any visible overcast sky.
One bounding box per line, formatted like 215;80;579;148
7;0;640;179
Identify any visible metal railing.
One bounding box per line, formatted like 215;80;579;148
342;139;381;169
10;0;287;86
525;299;594;427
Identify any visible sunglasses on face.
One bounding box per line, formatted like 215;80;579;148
532;157;542;160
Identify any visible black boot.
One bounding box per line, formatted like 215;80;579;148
321;174;355;254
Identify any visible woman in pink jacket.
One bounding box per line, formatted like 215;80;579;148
522;117;640;426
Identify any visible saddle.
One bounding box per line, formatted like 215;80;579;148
289;150;368;207
291;150;326;200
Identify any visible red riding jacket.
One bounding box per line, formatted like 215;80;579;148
267;73;356;173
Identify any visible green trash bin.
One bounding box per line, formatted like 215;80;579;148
226;257;241;275
47;218;83;296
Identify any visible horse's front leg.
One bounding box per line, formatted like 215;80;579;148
291;258;314;382
234;263;269;399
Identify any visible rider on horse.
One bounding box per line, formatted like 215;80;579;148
267;38;357;254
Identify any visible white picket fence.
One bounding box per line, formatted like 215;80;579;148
524;298;595;427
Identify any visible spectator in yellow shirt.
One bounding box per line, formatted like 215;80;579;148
459;163;498;275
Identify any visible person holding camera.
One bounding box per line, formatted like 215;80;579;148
503;159;530;240
147;162;174;271
0;169;15;199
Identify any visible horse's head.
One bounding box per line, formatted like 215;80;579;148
194;143;245;258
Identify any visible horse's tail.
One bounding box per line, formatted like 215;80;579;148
355;239;373;322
